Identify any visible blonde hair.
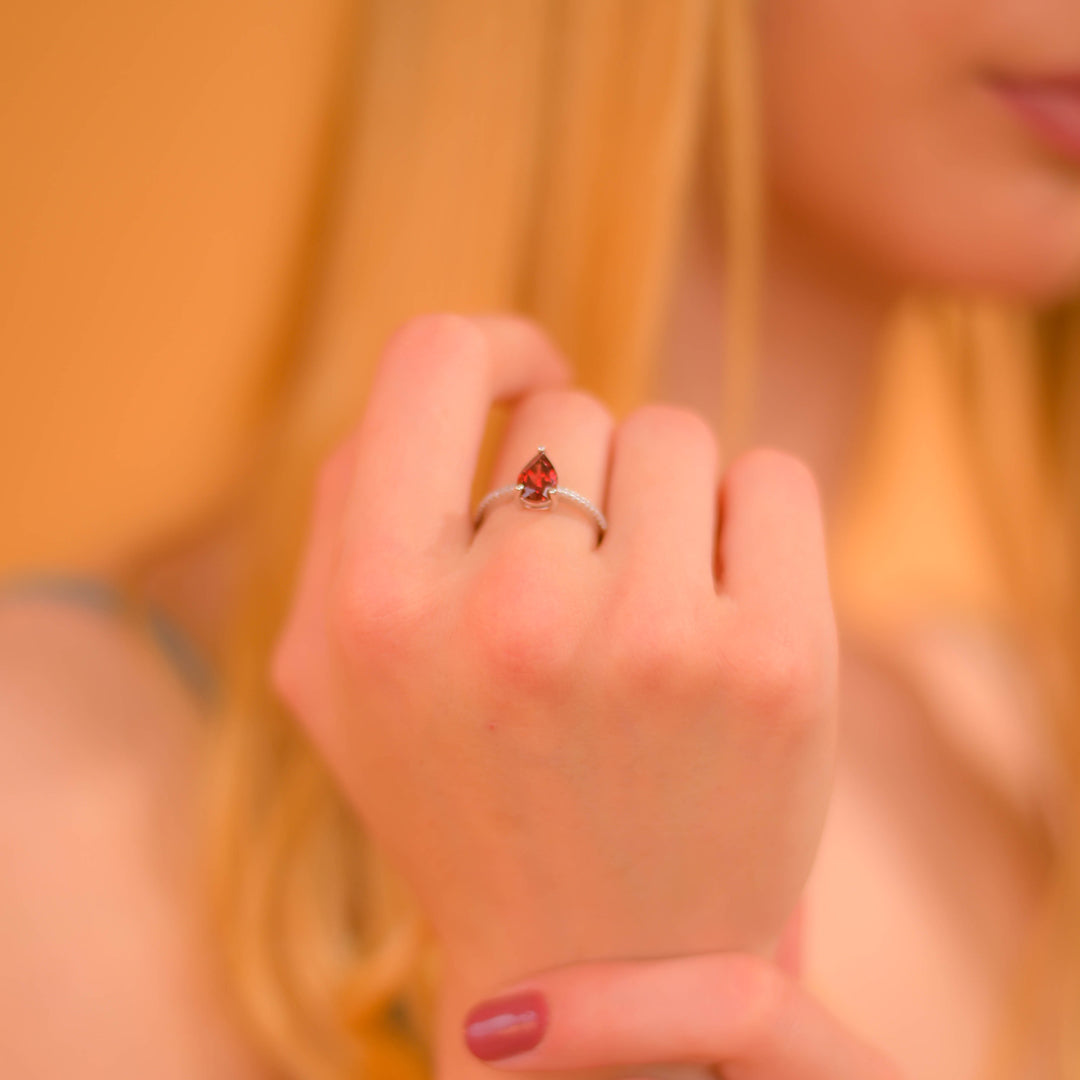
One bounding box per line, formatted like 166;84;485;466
118;2;1080;1076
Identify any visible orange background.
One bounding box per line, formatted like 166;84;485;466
0;0;1011;633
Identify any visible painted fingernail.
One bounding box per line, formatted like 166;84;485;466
463;989;549;1061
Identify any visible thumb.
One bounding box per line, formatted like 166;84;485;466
461;951;900;1080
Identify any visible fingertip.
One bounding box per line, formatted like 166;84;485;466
469;313;576;387
463;987;550;1064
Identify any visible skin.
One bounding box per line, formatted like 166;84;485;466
3;0;1080;1078
0;603;271;1079
272;313;843;1080
455;952;897;1079
759;0;1080;303
274;313;838;969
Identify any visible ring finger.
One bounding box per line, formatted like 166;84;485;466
469;387;615;557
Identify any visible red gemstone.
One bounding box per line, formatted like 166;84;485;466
517;449;557;504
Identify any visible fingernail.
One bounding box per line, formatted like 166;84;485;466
463;989;548;1061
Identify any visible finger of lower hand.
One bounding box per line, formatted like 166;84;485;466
461;952;901;1080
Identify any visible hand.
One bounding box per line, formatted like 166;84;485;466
452;950;901;1080
271;312;839;985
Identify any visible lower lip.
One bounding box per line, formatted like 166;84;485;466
990;77;1080;165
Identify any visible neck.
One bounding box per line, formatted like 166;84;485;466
655;193;897;523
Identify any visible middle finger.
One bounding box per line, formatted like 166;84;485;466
602;403;722;594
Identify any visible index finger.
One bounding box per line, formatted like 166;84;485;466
339;313;572;566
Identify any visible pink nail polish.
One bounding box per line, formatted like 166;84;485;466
463;989;548;1061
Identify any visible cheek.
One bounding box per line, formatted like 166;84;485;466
758;0;1080;301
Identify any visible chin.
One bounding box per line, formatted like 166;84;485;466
992;264;1080;306
899;246;1078;306
936;176;1080;304
941;232;1080;306
868;195;1080;307
819;158;1080;307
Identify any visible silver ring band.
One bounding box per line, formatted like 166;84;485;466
473;447;607;539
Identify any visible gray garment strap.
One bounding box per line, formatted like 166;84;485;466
0;571;219;708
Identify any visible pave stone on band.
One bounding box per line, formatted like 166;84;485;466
473;446;607;539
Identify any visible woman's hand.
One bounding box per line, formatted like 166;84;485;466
271;313;839;987
455;950;901;1080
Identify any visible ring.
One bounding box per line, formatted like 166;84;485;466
473;446;607;540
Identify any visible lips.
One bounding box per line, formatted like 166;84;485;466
989;73;1080;164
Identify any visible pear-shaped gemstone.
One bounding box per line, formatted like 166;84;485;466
517;448;557;505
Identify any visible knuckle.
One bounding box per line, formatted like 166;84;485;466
620;402;719;458
607;610;695;697
484;313;568;369
465;546;581;692
731;627;821;723
735;445;821;505
383;312;490;382
328;560;427;666
528;386;615;432
473;615;574;693
604;593;717;703
761;641;816;709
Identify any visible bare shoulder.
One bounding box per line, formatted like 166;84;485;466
0;596;206;768
0;600;273;1079
803;611;1055;1080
